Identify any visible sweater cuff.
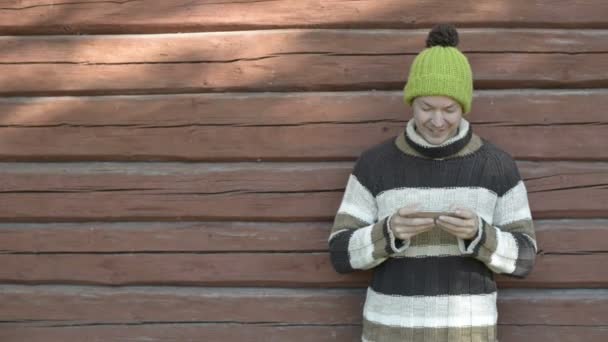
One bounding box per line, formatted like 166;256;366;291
385;213;410;253
457;215;484;255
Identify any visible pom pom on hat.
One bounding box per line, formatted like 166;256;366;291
403;24;474;114
426;23;459;48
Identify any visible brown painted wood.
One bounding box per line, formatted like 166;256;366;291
1;324;361;342
534;220;608;253
497;289;608;326
0;220;604;254
1;286;605;325
2;30;607;63
0;221;330;253
0;252;365;286
1;1;608;34
0;287;605;341
0;91;606;161
0;252;606;287
495;253;608;288
3;324;606;342
2;91;605;127
499;326;608;342
1;324;606;342
1;121;605;162
0;161;606;222
0;286;366;324
1;53;608;96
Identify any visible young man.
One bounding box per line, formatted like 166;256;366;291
328;24;537;342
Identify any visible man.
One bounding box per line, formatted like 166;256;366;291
328;24;537;342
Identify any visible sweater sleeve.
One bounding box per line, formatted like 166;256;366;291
457;157;537;278
328;156;409;274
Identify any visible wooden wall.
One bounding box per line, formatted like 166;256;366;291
0;1;607;341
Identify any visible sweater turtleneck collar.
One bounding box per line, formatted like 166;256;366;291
403;118;474;159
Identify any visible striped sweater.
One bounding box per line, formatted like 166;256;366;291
328;118;537;342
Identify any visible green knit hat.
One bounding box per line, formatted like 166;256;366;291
403;24;473;114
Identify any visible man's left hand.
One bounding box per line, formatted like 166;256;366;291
436;207;479;240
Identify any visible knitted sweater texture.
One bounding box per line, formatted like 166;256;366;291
328;118;537;342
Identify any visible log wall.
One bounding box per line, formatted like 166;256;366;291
0;1;606;341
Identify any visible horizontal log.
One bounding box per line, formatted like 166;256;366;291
0;220;604;253
0;252;606;287
0;161;606;221
0;287;605;341
499;326;607;342
2;29;607;64
0;286;365;324
0;286;605;325
0;91;606;161
1;53;608;96
1;324;606;342
1;1;608;34
0;221;330;253
0;324;360;342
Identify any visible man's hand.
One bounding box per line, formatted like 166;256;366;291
389;204;435;240
436;206;479;240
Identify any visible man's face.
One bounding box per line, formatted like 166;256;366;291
412;96;463;145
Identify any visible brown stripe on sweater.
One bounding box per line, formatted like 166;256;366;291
474;219;498;263
395;131;484;159
455;134;484;157
481;219;498;252
371;217;390;259
330;212;370;235
363;318;497;342
410;225;459;247
476;245;494;266
389;226;463;258
500;218;536;240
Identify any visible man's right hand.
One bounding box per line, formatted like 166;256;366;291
389;204;435;240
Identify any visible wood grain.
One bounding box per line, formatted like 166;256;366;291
0;252;606;287
1;53;608;96
0;220;604;253
1;324;606;342
0;161;606;221
0;324;361;342
2;29;607;63
1;91;606;161
0;286;605;325
0;1;606;340
1;1;608;34
0;287;605;341
1;28;607;95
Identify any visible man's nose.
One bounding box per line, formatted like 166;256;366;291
431;112;445;127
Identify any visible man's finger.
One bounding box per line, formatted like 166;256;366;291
404;217;435;226
450;207;474;219
438;215;466;226
397;206;420;217
436;221;468;232
393;217;433;227
436;221;455;230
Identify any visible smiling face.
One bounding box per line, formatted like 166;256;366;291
411;96;463;145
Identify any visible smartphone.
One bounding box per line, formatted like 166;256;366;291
401;211;459;219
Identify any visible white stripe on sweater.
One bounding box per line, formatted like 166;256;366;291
493;180;533;226
489;226;519;274
391;244;462;258
348;224;381;270
363;287;498;328
337;174;377;224
376;187;497;224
